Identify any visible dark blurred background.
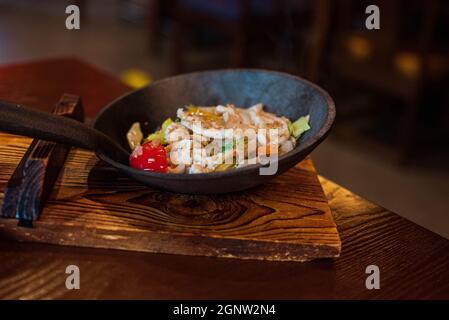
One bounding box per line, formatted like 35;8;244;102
0;0;448;237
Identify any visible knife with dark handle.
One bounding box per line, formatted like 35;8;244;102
1;94;84;227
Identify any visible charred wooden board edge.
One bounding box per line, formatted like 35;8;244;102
0;218;341;262
0;94;84;225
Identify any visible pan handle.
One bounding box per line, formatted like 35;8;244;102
0;100;130;164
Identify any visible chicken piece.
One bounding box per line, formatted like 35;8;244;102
246;103;290;146
164;122;190;144
203;147;234;170
182;121;228;140
192;142;214;168
216;104;252;127
178;105;253;140
236;156;259;168
188;164;213;174
178;106;224;128
280;138;295;154
247;103;287;127
169;139;192;166
168;164;186;174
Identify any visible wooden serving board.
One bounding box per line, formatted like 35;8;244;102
0;133;341;262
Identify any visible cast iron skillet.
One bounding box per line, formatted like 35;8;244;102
0;69;335;194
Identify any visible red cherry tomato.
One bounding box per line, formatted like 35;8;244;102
129;142;168;173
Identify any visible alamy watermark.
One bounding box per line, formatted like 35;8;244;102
65;4;379;31
365;5;380;30
65;264;80;290
365;265;380;290
65;5;80;30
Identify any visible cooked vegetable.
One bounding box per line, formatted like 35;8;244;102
126;122;143;150
160;118;173;144
144;118;173;145
215;163;235;171
129;141;168;172
222;141;234;153
145;131;161;143
289;115;310;139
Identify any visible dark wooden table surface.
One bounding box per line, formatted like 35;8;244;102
1;57;449;300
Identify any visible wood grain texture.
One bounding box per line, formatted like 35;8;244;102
0;133;341;262
1;176;448;299
1;58;448;299
1;94;84;224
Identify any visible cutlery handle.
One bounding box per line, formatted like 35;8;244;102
0;98;129;163
1;94;84;225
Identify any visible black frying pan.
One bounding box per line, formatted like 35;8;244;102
0;69;335;194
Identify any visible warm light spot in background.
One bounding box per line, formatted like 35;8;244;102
346;35;372;61
394;52;421;79
120;69;152;88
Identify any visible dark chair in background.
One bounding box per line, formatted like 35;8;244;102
169;0;252;72
148;0;327;75
167;0;283;73
329;0;449;160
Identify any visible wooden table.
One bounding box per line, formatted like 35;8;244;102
1;58;449;300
